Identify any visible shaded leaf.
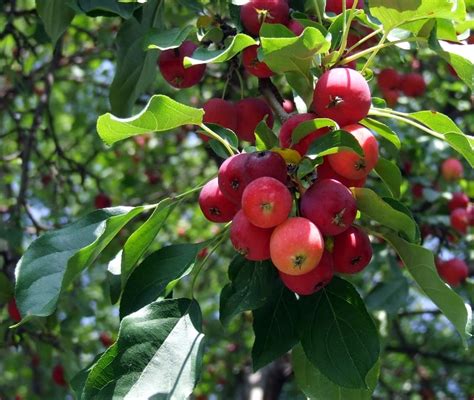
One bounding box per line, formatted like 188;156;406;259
374;157;402;198
36;0;75;44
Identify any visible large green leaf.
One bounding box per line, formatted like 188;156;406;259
83;299;204;399
36;0;75;44
382;232;472;346
293;344;380;400
252;285;299;371
15;207;145;319
299;277;380;389
374;157;402;199
291;118;339;145
97;95;204;145
307;129;364;158
219;256;279;326
145;26;195;50
360;118;401;150
70;0;141;18
437;41;474;90
120;243;201;318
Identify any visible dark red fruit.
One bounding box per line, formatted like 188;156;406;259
245;150;287;184
448;192;469;212
282;99;294;113
436;258;469;286
400;73;426;97
94;193;112;209
316;160;366;188
203;98;238;132
99;332;114;348
287;19;304;36
158;41;206;89
411;183;424;199
199;178;239;223
377;68;402;91
313;68;371;127
326;0;364;14
301;179;357;236
145;170;160;184
235;98;274;143
450;208;469;234
240;0;290;36
218;153;250;204
441;158;463;181
279;250;334;295
242;45;273;78
230;210;273;261
333;226;373;274
381;88;399;108
7;299;21;323
52;364;67;387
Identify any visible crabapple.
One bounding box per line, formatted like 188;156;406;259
300;179;357;236
270;217;324;276
203;98;238;132
279;250;334;295
240;0;290;36
468;204;474;226
7;299;21;323
448;192;469;212
230;210;273;261
218;153;250;204
441;158;463;181
282;99;294;113
411;183;424;199
400;73;426;97
242;177;292;228
381;89;399;107
52;364;67;387
199;178;239;223
450;208;469;234
235;98;274;142
287;19;304;36
436;258;469;286
313;68;371;127
245;150;287;184
333;225;372;274
316;160;366;188
99;332;114;347
94;193;112;209
242;45;273;78
377;68;402;91
326;0;364;14
158;41;206;89
327;124;379;179
279;113;329;156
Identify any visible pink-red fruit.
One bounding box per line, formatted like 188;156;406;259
400;73;426;97
52;364;67;387
8;299;21;323
441;158;463;181
218;153;250;204
450;208;469;234
333;226;372;274
199;178;239;223
235;98;274;143
242;45;273;78
316;160;366;188
436;258;469;286
448;192;469;212
240;0;290;36
94;193;112;209
326;0;364;14
203;99;238;132
287;19;304;36
377;68;401;91
245;151;287;184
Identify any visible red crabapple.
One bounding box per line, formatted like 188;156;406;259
230;210;273;261
158;41;206;89
282;99;294;113
326;0;364;14
287;19;304;36
279;250;334;295
52;364;67;387
411;183;424;199
327;124;379;179
199;178;239;223
242;177;292;228
245;150;287;184
316;160;366;188
94;193;112;209
7;299;21;323
436;258;469;286
99;332;114;348
270;217;324;276
203;98;238;132
242;45;273;78
313;68;371;127
235;98;274;143
400;73;426;97
450;208;469;234
240;0;290;36
441;158;463;181
300;178;357;236
448;192;469;212
218;153;250;204
333;225;372;274
381;89;399;107
377;68;402;91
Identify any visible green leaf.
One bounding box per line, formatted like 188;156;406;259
84;299;204;399
252;285;299;371
121;198;177;285
71;0;141;18
183;33;256;66
352;188;417;242
97;95;204;145
293;344;380;400
0;272;13;304
255;120;278;151
285;71;314;107
307;129;364;158
299;277;380;389
36;0;75;44
374;158;402;199
206;124;239;158
120;244;201;318
438;43;473;90
145;26;195;50
360;118;401;150
219;256;279;326
15;207;145;319
365;277;409;315
382;232;472;346
291;118;339;145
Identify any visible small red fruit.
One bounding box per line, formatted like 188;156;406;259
41;174;52;186
450;208;469;234
287;19;304;36
197;247;209;259
242;177;292;228
99;332;114;348
199;178;239;223
313;68;371;127
326;0;364;14
381;88;399;108
242;45;273;78
158;41;206;89
203;98;238;132
235;98;274;143
240;0;290;36
400;73;426;97
282;99;294;113
333;226;372;274
245;150;287;184
327;124;379;180
441;158;463;181
218;153;250;204
411;183;424;199
230;210;273;261
316;160;366;188
270;217;324;276
8;299;21;323
436;258;469;286
52;364;67;387
300;179;357;236
279;250;334;295
448;192;469;212
94;193;112;209
377;68;402;91
145;170;160;184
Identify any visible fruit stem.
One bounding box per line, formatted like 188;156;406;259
199;123;237;156
345;27;383;54
259;78;290;123
361;31;388;74
336;0;360;63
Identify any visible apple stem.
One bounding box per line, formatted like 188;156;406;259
259;78;290;123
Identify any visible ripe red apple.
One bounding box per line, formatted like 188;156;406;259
158;41;206;89
400;72;426;97
94;193;112;209
199;178;239;223
197;247;209;259
203;98;238;133
327;124;379;179
242;177;292;228
300;179;357;236
41;174;52;186
448;192;469;212
52;364;67;387
282;99;294;113
313;68;371;127
270;217;324;276
411;183;424;199
436;258;469;286
145;170;160;184
377;68;402;91
381;88;399;107
333;226;372;274
235;98;274;143
279;250;334;295
240;0;290;36
450;207;469;234
245;150;287;184
316;160;366;188
7;299;21;323
99;332;114;348
287;19;304;36
326;0;364;14
242;45;273;78
441;158;463;181
218;153;250;204
279;113;329;156
230;210;273;261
